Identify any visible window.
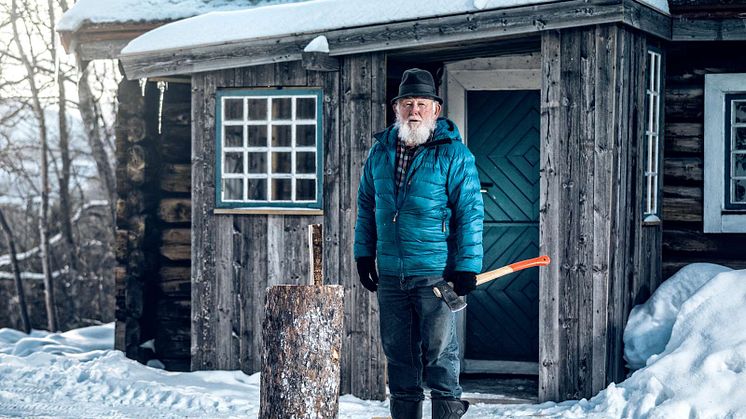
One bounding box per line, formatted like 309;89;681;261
704;74;746;233
725;94;746;210
215;89;323;210
643;49;662;223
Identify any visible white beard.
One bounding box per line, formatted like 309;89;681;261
396;115;436;147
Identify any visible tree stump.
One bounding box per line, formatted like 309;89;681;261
260;285;344;419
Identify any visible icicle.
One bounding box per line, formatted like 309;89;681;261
157;81;168;134
139;78;147;96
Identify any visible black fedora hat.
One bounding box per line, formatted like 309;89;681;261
391;68;443;104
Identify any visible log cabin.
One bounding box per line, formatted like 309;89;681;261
59;0;746;402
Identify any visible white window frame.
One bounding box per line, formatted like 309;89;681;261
643;49;662;223
215;89;323;212
704;73;746;233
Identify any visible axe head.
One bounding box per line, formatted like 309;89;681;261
433;282;467;312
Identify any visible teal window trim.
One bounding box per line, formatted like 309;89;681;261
215;88;323;209
643;48;662;219
724;93;746;210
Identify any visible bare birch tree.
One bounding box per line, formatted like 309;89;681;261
0;207;31;333
47;0;79;284
10;0;57;331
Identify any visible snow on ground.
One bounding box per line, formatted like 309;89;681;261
0;264;743;418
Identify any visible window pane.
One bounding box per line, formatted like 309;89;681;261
646;53;653;91
247;98;267;120
733;179;746;203
297;97;316;119
297;179;315;201
734;153;746;177
247;152;267;174
272;152;291;174
223;179;243;200
734;127;746;151
272;178;291;200
224;152;243;174
272;125;292;147
224;98;243;121
224;126;243;148
736;101;746;124
272;98;292;120
296;124;316;147
248;125;268;147
247;179;267;200
296;152;316;174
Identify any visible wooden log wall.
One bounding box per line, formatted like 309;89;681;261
190;56;386;399
662;42;746;277
154;83;193;371
539;24;661;402
115;79;192;371
114;79;159;364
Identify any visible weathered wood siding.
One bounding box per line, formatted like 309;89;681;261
539;25;661;402
662;42;746;277
115;80;192;371
191;56;386;399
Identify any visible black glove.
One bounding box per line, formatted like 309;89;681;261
449;271;477;296
356;257;378;292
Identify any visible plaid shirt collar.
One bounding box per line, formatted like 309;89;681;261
395;131;434;190
395;141;418;190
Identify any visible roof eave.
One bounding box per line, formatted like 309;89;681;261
56;21;176;61
120;0;672;80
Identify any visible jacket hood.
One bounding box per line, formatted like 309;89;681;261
373;117;462;147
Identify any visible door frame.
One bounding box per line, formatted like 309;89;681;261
443;53;541;375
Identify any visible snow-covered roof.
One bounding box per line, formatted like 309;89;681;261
57;0;299;33
121;0;669;56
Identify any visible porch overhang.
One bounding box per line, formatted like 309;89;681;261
118;0;671;80
59;21;173;62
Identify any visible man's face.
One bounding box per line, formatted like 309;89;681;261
394;97;441;127
394;97;441;147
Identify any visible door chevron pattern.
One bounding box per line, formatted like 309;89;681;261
465;90;540;363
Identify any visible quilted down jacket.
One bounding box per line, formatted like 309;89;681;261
354;117;484;279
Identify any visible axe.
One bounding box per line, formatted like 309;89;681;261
433;255;551;312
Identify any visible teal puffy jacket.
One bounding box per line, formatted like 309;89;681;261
354;117;484;279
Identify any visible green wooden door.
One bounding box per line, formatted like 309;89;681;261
465;90;540;367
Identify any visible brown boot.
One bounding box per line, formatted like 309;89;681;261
431;398;469;419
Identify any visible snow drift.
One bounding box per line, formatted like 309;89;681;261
623;263;733;370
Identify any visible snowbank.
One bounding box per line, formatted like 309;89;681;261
624;263;732;369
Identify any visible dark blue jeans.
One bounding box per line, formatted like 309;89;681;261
377;275;462;402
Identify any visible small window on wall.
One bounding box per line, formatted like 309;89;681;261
215;89;323;211
725;94;746;210
704;74;746;233
643;49;662;223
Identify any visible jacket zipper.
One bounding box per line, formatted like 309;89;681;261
383;135;452;279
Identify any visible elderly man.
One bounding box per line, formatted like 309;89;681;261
354;68;484;419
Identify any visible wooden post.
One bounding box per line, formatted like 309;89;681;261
260;224;343;418
308;223;323;285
